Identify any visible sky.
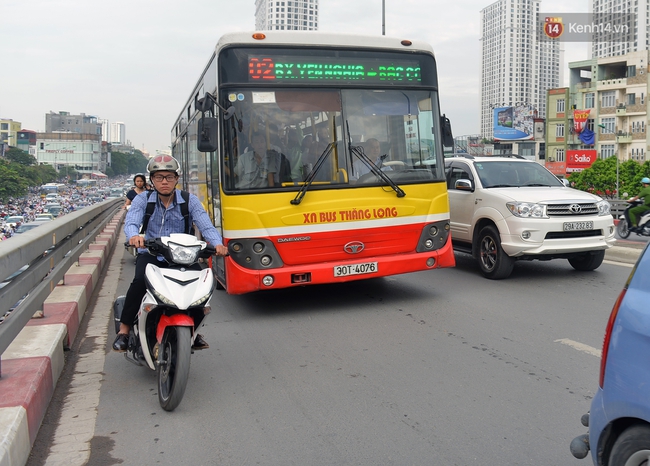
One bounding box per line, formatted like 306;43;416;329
1;0;589;155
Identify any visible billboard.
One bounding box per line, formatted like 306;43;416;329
566;149;597;173
493;105;534;141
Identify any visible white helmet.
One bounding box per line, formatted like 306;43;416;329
147;155;180;176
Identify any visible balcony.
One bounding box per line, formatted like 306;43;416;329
616;131;632;144
616;104;626;116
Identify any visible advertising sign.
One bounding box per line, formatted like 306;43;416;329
573;109;590;133
493;105;534;141
566;149;597;173
545;160;567;175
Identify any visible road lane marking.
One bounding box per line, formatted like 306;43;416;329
555;339;601;358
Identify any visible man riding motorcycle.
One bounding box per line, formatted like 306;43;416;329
628;177;650;232
113;155;228;352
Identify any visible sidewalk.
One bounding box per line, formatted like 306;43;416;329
605;239;647;264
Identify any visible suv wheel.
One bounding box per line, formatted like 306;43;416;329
477;225;515;279
568;250;605;271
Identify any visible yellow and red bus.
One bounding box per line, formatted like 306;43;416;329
171;31;455;294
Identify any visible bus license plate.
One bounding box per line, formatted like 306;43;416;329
334;262;378;277
563;221;593;231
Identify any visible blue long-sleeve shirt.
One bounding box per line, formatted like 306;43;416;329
124;190;223;249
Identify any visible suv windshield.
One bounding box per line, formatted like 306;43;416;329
221;89;446;192
473;161;563;188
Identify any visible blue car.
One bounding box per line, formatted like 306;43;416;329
571;243;650;465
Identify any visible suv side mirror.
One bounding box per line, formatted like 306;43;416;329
455;179;474;192
197;117;218;152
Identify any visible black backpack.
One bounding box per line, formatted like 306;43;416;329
139;190;194;235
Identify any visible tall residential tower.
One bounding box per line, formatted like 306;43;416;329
591;0;647;58
255;0;319;31
480;0;560;139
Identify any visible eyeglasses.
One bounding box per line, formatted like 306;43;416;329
152;174;177;182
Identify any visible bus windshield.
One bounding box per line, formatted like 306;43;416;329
222;88;444;193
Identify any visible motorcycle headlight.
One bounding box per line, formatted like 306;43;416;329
190;293;211;307
506;202;547;218
596;199;611;216
168;241;201;265
152;288;175;305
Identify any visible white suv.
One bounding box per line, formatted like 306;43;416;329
445;155;615;279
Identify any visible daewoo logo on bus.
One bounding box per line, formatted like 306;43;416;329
277;236;311;243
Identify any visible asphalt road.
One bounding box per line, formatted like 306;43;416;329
29;244;636;466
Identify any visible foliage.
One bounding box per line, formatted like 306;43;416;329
110;150;148;176
0;160;30;200
568;157;650;198
5;147;37;166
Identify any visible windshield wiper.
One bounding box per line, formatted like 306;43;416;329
291;142;337;205
346;121;405;198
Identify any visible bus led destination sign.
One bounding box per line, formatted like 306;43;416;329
248;56;422;83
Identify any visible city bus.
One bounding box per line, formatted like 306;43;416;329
171;31;455;294
76;178;98;188
40;183;66;195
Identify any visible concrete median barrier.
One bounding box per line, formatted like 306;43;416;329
0;210;125;466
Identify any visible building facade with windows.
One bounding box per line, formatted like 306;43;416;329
35;133;102;177
45;111;102;136
479;0;560;139
110;122;126;144
545;50;650;177
255;0;318;31
0;119;22;148
591;0;649;58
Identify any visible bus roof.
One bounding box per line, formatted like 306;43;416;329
215;31;435;56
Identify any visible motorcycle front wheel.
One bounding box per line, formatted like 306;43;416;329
158;326;191;411
617;218;631;239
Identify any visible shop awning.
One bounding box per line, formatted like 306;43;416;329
91;172;107;178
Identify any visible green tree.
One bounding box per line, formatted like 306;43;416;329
5;147;37;166
568;157;649;198
111;152;128;175
0;161;29;200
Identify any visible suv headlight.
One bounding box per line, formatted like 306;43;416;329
596;199;611;216
506;202;547;218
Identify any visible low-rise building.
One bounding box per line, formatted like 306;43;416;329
546;50;650;178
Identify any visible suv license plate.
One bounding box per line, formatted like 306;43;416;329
334;262;378;277
563;221;593;231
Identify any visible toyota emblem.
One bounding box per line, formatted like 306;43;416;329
569;204;582;213
344;241;365;254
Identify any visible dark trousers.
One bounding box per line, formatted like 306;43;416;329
120;253;170;327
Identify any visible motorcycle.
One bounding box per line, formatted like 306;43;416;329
617;199;650;239
113;233;216;411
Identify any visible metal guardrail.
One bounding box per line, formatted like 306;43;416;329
0;198;123;372
609;199;627;219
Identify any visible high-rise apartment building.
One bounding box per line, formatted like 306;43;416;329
591;0;648;58
110;122;126;144
480;0;560;139
255;0;319;31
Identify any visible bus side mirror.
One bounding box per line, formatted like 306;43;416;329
440;114;454;148
197;117;218;152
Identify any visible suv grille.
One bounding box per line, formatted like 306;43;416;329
547;203;598;217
